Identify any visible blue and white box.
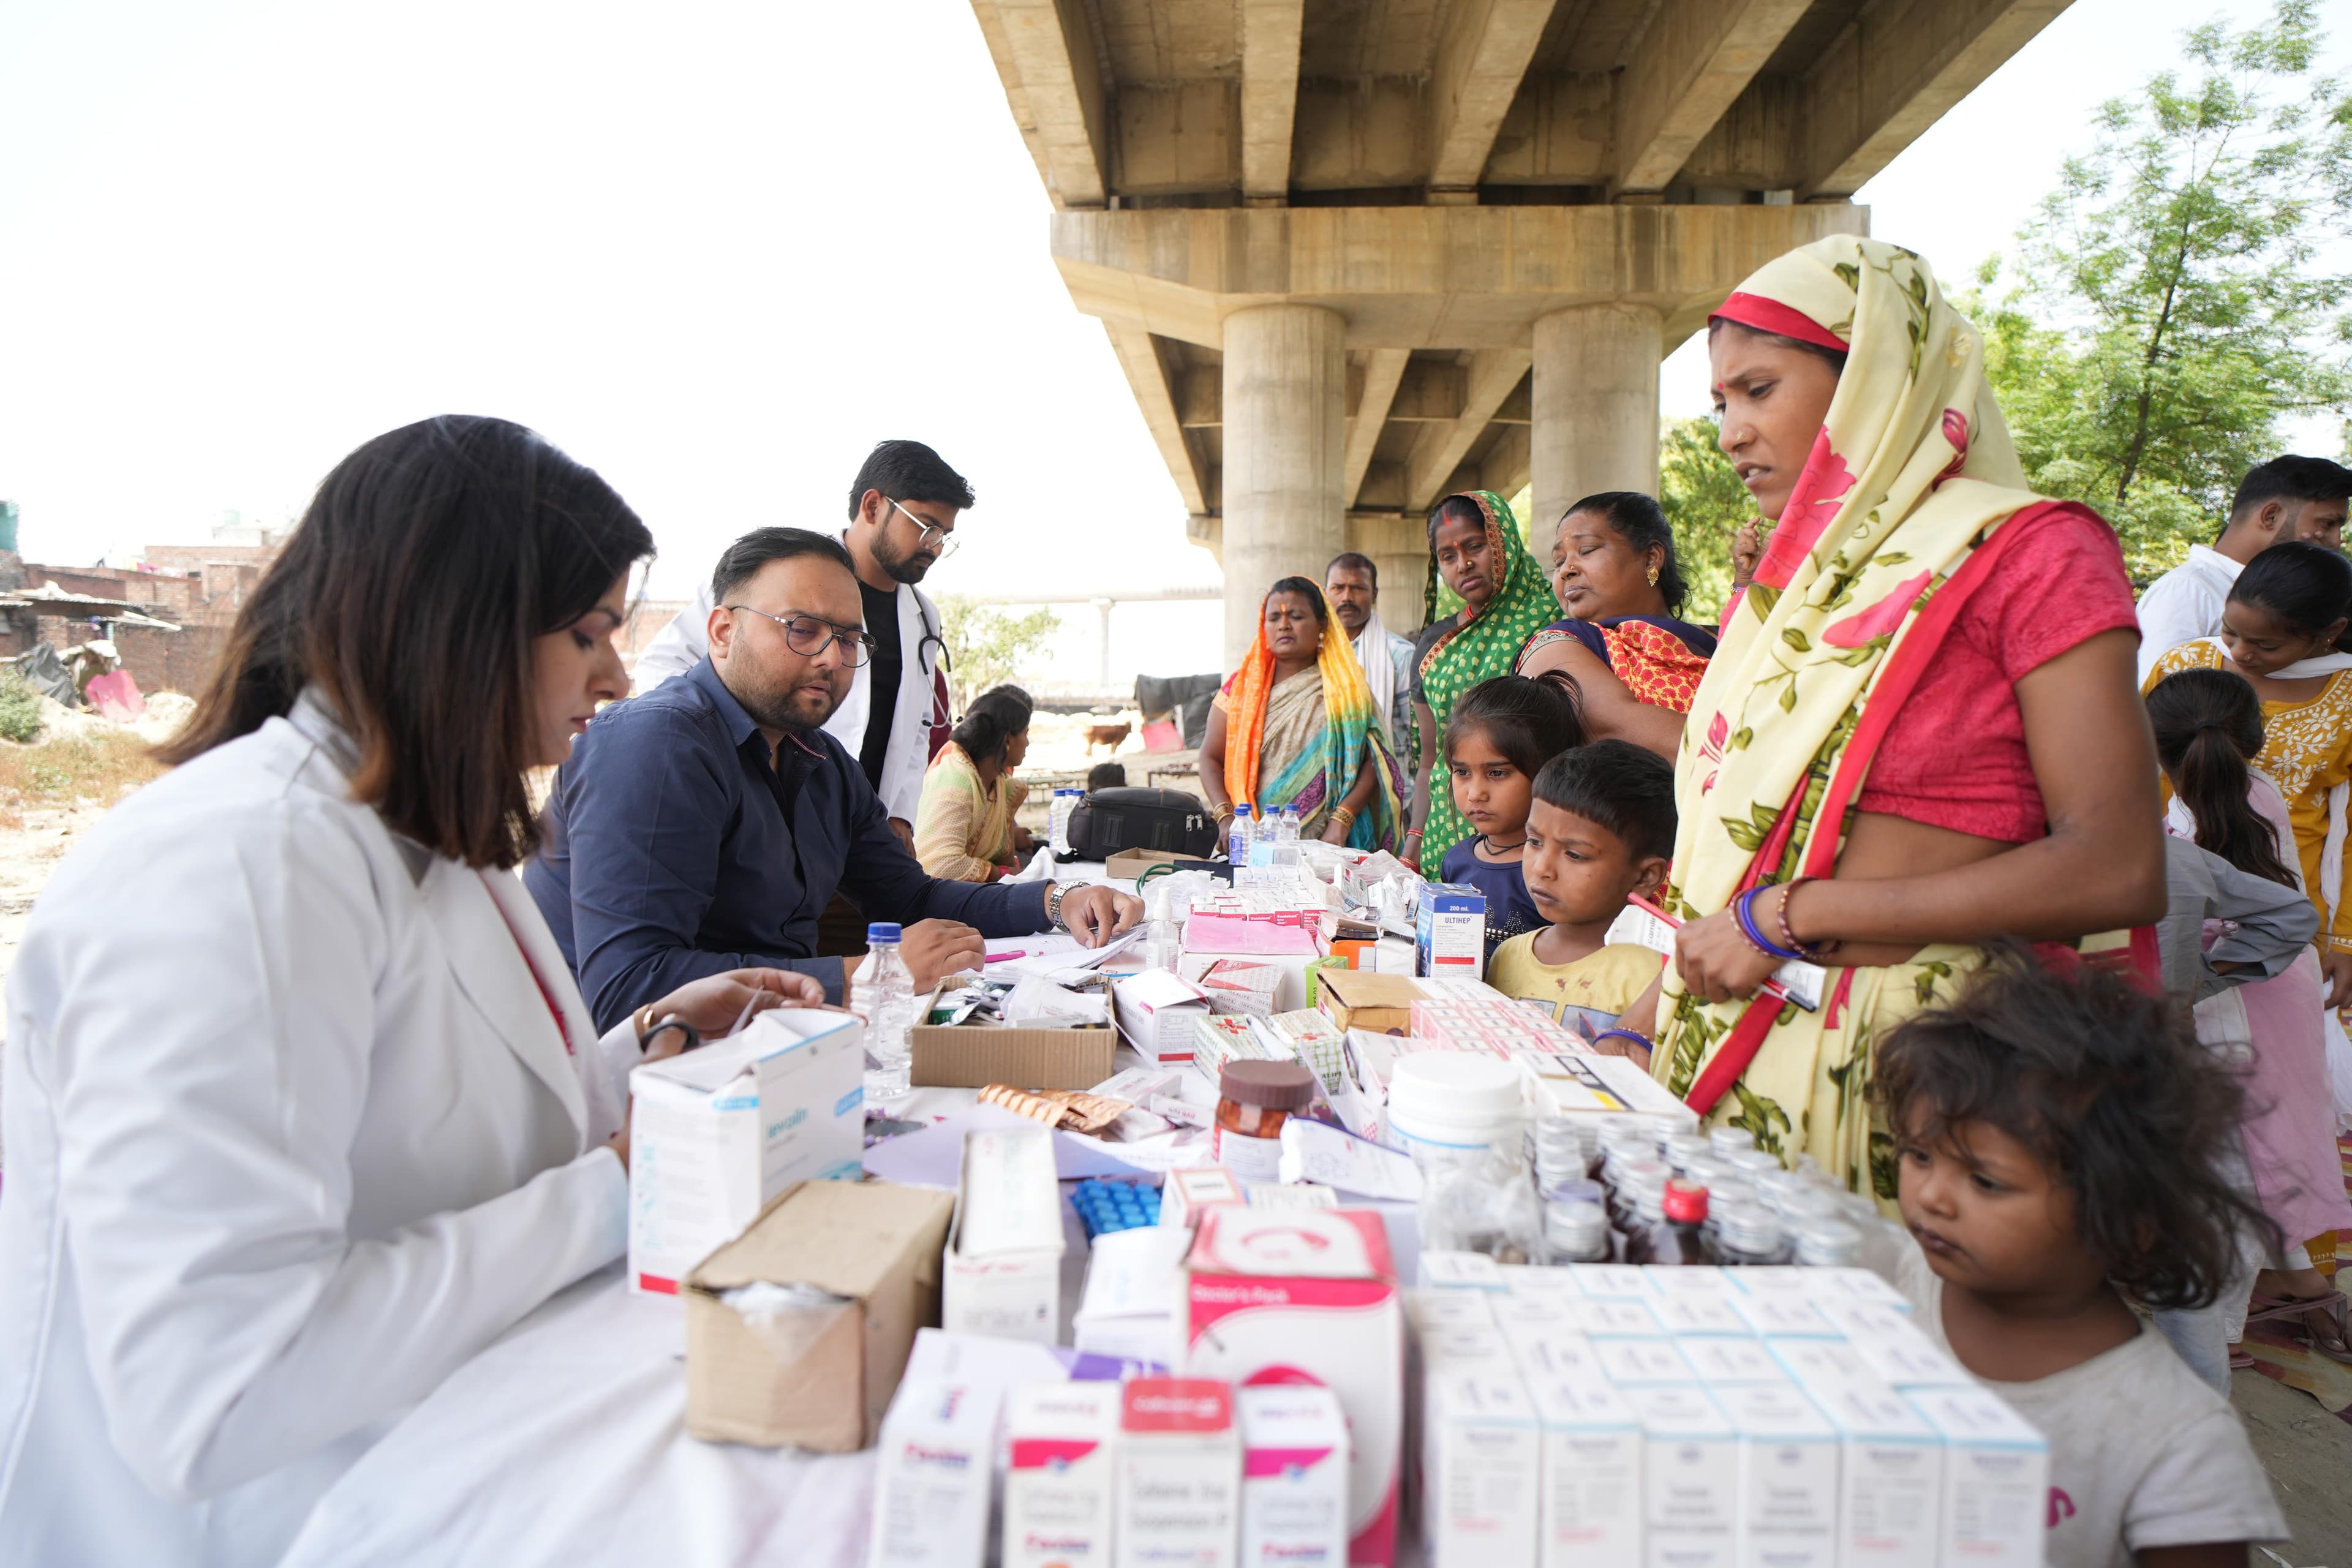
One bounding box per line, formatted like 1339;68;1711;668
1414;882;1487;979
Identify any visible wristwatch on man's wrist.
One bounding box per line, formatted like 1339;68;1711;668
1046;881;1072;932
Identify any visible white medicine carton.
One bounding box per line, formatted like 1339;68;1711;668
1117;1379;1240;1568
1406;1287;1499;1333
1620;1383;1739;1568
1593;1337;1697;1386
1714;1379;1840;1568
1420;1365;1542;1568
1417;1250;1509;1291
1801;1374;1947;1567
625;1006;864;1296
1561;1296;1668;1338
1523;1369;1644;1568
1506;1265;1586;1299
1679;1337;1787;1385
1725;1265;1913;1313
869;1380;1005;1568
944;1128;1066;1344
1649;1290;1752;1338
1113;969;1214;1065
1567;1263;1660;1300
1815;1298;1973;1389
1908;1385;2049;1567
1238;1385;1351;1568
1005;1382;1121;1568
1724;1289;1838;1338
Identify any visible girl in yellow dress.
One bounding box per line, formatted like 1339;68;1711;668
2145;541;2352;1011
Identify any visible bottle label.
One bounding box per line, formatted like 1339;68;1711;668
1213;1123;1282;1182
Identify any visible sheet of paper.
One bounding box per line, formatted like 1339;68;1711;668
860;1103;1159;1188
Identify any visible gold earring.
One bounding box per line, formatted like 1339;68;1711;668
1647;566;1660;586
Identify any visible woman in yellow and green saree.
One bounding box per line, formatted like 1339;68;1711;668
1627;235;2167;1203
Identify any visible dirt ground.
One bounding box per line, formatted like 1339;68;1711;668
2237;1370;2352;1566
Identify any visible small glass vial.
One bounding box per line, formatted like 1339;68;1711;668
1542;1197;1613;1264
1708;1125;1757;1160
1726;1147;1784;1186
1608;1159;1671;1234
1662;1131;1713;1174
1795;1218;1864;1267
1213;1061;1314;1182
1648;1179;1710;1266
1709;1201;1790;1266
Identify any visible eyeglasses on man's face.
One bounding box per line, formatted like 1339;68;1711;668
888;497;959;562
727;605;877;666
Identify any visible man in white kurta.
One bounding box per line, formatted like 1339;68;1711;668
2136;454;2352;684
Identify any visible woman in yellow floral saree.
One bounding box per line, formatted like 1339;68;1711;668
1641;235;2166;1201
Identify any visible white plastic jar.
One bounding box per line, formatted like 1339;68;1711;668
1384;1055;1525;1167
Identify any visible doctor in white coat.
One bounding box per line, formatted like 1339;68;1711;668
631;439;965;836
0;416;821;1566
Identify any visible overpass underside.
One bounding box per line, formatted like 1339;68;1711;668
971;0;2070;662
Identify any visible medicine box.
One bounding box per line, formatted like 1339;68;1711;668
1117;1378;1240;1568
943;1128;1066;1344
1814;1297;1972;1389
1714;1379;1839;1568
1161;1167;1245;1229
1182;1207;1405;1567
1420;1365;1542;1568
1414;883;1487;979
1418;1250;1508;1291
1621;1383;1739;1568
1513;1049;1698;1130
1113;970;1214;1065
627;1006;865;1296
1522;1360;1644;1568
1909;1385;2049;1567
1238;1384;1351;1568
1800;1374;1947;1567
1005;1381;1121;1568
869;1380;1004;1568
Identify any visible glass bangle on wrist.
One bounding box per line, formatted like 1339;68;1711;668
1591;1028;1652;1054
1733;887;1806;963
1773;876;1836;963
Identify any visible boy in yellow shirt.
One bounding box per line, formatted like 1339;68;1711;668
1489;741;1672;1035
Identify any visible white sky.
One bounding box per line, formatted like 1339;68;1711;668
0;0;2338;685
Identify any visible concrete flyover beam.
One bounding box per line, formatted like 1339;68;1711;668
1220;304;1347;666
970;0;1112;209
1343;349;1412;508
1049;202;1869;351
1531;303;1664;540
1100;322;1212;517
1238;0;1306;205
1403;349;1533;512
1427;0;1561;200
1798;0;2070;200
1611;0;1814;195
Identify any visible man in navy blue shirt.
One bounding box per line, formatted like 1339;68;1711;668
529;527;1139;1027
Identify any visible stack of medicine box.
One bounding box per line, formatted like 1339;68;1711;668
1406;1255;2048;1568
1405;997;1581;1054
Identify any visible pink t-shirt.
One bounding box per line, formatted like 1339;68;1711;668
1855;504;2141;843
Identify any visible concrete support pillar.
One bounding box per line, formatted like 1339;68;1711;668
1219;303;1346;668
1530;303;1663;548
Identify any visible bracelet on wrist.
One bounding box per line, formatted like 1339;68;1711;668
1591;1027;1653;1054
1773;877;1836;963
1733;887;1806;963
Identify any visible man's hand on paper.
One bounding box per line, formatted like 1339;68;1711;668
646;968;829;1038
902;919;988;990
1058;885;1142;946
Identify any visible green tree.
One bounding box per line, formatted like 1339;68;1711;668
1974;0;2351;579
1657;416;1751;622
935;594;1058;710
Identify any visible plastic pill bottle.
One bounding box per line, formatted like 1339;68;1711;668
1214;1061;1314;1180
1385;1054;1525;1169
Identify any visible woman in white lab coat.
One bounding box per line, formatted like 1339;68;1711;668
0;415;822;1566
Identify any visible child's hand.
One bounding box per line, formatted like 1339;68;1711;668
1674;908;1782;1004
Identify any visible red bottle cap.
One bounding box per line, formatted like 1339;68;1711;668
1662;1179;1709;1224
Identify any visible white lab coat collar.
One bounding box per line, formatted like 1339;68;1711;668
282;687;599;1141
821;567;944;822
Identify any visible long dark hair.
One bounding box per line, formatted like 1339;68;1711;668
952;684;1033;765
1874;943;2277;1308
1560;491;1688;616
1442;672;1585;778
2230;539;2352;653
157;415;654;870
2146;669;2298;889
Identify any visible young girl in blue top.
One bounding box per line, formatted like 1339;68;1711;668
1437;673;1586;957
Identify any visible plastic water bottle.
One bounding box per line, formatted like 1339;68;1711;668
1228;802;1254;865
1050;788;1080;856
853;922;915;1101
1275;805;1302;865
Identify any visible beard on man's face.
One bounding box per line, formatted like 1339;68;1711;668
728;646;846;735
872;522;937;586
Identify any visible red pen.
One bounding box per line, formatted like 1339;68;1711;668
1626;892;1809;1010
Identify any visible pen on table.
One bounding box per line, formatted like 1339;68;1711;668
984;951;1027;963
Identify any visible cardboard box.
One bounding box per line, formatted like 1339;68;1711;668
1005;1381;1122;1568
1107;847;1210;881
1182;1208;1405;1567
1113;970;1213;1065
1316;970;1428;1036
1420;1365;1541;1568
1414;884;1485;979
1238;1385;1351;1568
627;1008;866;1297
913;987;1118;1090
1512;1050;1701;1131
1117;1379;1240;1568
1908;1385;2048;1567
870;1380;1005;1568
944;1128;1066;1344
684;1177;956;1450
1715;1379;1839;1568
